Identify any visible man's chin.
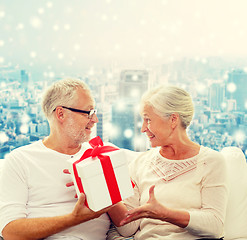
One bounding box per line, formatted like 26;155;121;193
77;133;91;144
83;135;91;143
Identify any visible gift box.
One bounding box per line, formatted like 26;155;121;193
68;136;134;212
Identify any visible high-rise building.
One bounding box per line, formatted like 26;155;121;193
110;70;149;151
110;101;135;150
226;69;247;112
208;82;225;111
227;99;237;112
20;70;29;89
96;104;111;143
119;70;149;102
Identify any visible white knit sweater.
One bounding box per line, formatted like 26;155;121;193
117;146;228;240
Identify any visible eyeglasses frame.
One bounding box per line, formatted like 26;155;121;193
54;106;97;119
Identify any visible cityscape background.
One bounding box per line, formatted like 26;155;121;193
1;0;247;160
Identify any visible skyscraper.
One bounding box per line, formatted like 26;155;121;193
20;70;29;89
96;104;111;143
208;82;225;111
226;69;247;112
119;70;149;101
110;70;149;151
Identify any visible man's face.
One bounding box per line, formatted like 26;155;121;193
63;88;98;145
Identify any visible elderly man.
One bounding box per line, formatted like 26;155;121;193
0;78;127;240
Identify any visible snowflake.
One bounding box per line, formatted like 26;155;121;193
53;25;59;31
74;44;80;51
38;8;44;14
0;11;5;18
30;16;42;28
227;82;237;93
46;2;53;8
30;51;37;58
58;53;64;59
64;24;70;30
16;23;24;30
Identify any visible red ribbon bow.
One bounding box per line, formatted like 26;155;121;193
72;136;122;209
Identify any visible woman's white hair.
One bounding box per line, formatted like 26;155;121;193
141;85;194;129
42;78;92;120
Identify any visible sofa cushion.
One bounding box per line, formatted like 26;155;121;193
220;147;247;240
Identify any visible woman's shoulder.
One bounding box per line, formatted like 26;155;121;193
198;146;226;167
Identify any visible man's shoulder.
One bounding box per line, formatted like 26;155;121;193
8;140;43;157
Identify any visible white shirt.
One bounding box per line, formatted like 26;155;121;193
0;140;110;239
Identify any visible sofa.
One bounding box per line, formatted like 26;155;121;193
0;147;246;239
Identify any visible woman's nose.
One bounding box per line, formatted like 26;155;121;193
141;122;147;133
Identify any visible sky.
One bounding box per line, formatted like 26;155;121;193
1;0;247;77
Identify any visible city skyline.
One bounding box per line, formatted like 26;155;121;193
1;59;247;159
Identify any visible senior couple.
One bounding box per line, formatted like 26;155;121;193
0;78;227;240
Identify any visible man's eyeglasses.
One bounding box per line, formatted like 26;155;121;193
59;106;97;119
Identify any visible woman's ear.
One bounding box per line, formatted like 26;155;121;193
170;113;179;129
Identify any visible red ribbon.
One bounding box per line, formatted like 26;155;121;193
72;136;122;209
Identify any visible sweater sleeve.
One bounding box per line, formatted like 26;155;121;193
116;189;141;237
0;152;29;236
186;150;228;238
116;154;143;237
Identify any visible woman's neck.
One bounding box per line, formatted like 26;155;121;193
160;140;200;160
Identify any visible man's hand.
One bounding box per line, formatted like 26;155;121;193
70;193;111;224
63;168;77;197
63;168;111;222
63;169;74;187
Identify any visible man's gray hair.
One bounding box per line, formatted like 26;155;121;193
141;85;194;129
42;78;92;120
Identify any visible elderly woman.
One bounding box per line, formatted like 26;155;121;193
115;85;228;240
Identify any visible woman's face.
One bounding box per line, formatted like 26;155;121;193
141;104;172;148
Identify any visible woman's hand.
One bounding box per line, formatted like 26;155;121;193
120;185;168;225
120;185;189;228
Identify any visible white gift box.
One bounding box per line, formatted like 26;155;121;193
68;141;134;212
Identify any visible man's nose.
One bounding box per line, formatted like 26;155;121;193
91;113;98;123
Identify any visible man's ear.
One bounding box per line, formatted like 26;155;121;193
55;107;65;122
